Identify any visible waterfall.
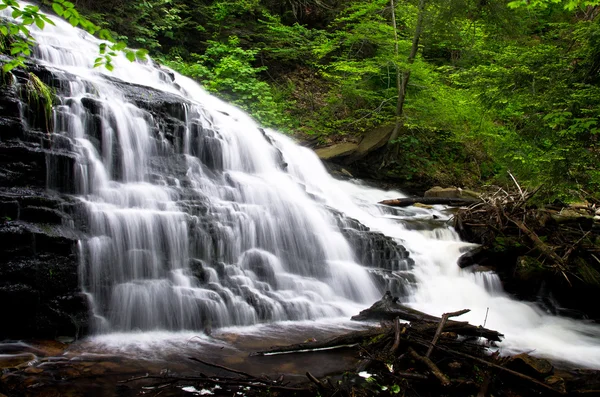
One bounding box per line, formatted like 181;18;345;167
4;2;600;369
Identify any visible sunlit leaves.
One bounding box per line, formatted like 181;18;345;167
508;0;600;10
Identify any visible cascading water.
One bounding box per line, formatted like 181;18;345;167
4;2;600;369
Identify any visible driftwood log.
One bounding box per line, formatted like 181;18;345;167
379;197;480;207
351;291;503;342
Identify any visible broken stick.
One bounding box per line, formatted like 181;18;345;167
426;309;470;358
408;347;451;386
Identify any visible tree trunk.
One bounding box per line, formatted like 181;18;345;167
388;0;427;144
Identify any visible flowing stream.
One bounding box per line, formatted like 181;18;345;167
4;2;600;370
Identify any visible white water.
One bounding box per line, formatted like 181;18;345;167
4;3;600;369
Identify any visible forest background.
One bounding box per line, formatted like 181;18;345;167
3;0;600;202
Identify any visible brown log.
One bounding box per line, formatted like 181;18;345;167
352;293;503;342
408;347;451;386
379;197;480;208
391;317;403;354
426;309;470;358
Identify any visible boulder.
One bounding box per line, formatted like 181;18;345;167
315;142;359;160
345;125;393;163
424;186;480;199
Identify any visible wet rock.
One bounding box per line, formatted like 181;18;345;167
507;353;554;378
545;375;567;394
0;353;36;370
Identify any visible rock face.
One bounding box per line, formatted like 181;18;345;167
315;142;359;160
0;68;88;339
332;210;415;297
313;125;392;163
1;62;416;338
345;124;392;163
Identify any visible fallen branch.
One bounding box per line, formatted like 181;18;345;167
408;347;451;386
391;317;403;354
188;356;254;379
352;293;502;342
379;197;480;208
306;371;330;392
426;309;470;358
252;328;380;356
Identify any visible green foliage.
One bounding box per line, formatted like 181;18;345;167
508;0;600;11
5;0;598;200
0;1;54;71
164;36;293;129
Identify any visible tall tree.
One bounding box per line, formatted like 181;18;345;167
388;0;427;144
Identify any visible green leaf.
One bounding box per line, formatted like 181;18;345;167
112;41;126;51
3;62;16;72
105;62;114;71
52;3;64;16
11;9;22;18
135;48;148;59
40;15;55;25
0;26;7;36
69;16;78;27
98;29;112;40
63;1;74;9
35;18;44;30
0;5;8;11
125;50;135;62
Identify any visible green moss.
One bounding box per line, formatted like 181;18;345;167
366;333;386;345
25;72;55;132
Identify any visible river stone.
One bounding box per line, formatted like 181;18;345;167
424;186;480;199
315;142;359;160
507;353;554;378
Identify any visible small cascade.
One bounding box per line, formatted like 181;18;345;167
2;1;600;369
